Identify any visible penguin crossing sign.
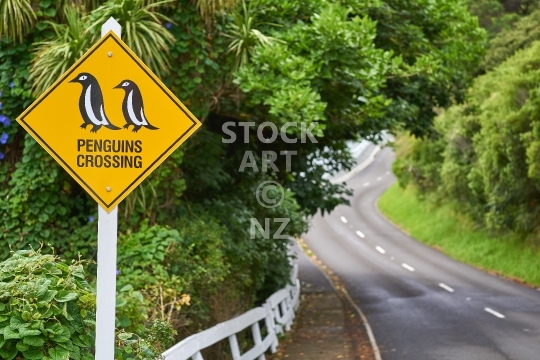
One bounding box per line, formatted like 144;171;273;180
17;30;201;212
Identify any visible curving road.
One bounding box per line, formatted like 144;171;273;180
302;148;540;360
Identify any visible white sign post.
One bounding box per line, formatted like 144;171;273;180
95;18;122;360
96;206;118;358
16;15;201;358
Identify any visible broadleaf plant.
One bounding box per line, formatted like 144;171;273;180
0;249;95;360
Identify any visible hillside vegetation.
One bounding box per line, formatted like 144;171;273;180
391;1;540;285
380;184;540;286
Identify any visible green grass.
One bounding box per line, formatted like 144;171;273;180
378;184;540;287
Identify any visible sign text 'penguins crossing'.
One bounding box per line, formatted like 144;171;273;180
76;139;143;169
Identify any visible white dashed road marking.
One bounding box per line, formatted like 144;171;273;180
484;308;505;319
377;177;382;181
401;263;415;272
375;246;386;254
340;216;348;223
438;283;455;293
356;230;365;238
363;182;370;186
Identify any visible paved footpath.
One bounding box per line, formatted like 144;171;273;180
270;242;375;360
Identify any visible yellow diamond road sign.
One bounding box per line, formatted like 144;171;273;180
17;31;201;212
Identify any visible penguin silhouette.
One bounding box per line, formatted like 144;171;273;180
69;72;121;133
114;80;159;132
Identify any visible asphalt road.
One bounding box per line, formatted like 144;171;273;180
302;147;540;360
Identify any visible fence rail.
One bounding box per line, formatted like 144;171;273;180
163;264;301;360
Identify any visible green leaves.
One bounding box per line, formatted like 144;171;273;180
23;335;45;347
18;328;41;337
55;290;79;302
29;5;91;97
88;0;176;79
394;39;540;234
115;320;177;360
49;347;70;360
224;0;282;70
3;326;21;340
0;249;95;359
0;0;37;42
21;346;44;359
196;0;238;24
482;8;540;71
369;0;486;136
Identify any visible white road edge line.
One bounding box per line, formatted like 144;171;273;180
438;283;454;293
375;246;386;254
340;216;348;224
356;230;365;238
401;263;415;272
484;307;505;319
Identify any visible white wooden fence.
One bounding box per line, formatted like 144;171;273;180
162;264;300;360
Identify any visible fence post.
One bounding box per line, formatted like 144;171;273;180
264;303;279;353
162;265;300;359
229;334;241;360
251;321;265;360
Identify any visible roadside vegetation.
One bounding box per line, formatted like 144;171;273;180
389;0;540;288
379;184;540;286
0;0;484;358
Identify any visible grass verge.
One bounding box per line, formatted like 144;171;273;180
378;184;540;287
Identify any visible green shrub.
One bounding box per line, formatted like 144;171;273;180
115;320;177;360
394;40;540;236
0;249;95;360
0;248;178;360
116;221;228;334
483;8;540;71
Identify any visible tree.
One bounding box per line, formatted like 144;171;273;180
195;0;485;215
369;0;486;137
393;40;540;234
482;7;540;71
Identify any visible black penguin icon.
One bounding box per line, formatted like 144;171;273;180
69;72;121;133
114;80;159;133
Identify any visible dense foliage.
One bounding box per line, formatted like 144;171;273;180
394;40;540;236
393;0;540;244
482;6;540;71
0;0;484;353
0;249;94;360
467;0;538;37
0;249;175;359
